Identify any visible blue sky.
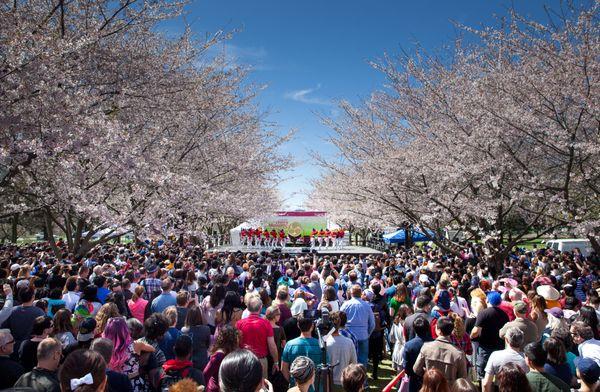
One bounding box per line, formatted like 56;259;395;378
168;0;572;210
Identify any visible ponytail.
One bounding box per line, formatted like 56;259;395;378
132;285;145;302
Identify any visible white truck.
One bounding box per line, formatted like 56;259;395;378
544;239;592;257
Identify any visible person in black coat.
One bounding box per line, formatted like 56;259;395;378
0;329;25;389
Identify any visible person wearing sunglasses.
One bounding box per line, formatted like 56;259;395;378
0;329;25;389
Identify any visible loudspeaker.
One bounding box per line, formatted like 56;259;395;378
272;248;282;253
301;247;310;253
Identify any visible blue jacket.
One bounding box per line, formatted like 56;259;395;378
403;335;432;392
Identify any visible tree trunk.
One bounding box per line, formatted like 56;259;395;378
64;215;74;250
44;209;61;258
10;213;18;243
486;241;510;277
404;227;413;248
588;234;600;256
42;222;49;240
72;218;85;254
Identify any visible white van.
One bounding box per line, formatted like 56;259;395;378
545;239;592;257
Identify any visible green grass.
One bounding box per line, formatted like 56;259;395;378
366;358;397;391
518;239;545;250
15;235;40;244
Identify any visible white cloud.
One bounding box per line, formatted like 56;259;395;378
200;42;271;71
284;84;332;106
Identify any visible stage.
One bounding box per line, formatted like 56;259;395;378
206;245;383;255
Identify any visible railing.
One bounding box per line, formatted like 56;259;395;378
382;370;406;392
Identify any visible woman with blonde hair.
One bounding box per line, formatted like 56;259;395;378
127;285;148;323
530;294;548;336
95;302;119;337
17;265;31;280
469;288;487;310
465;296;485;354
449;313;473;356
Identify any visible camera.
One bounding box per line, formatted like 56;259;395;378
303;308;334;334
303;309;320;320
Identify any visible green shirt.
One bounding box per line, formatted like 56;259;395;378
526;371;570;392
390;296;412;317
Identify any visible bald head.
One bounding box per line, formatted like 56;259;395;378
37;337;61;361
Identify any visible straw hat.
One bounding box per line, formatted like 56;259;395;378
536;285;560;301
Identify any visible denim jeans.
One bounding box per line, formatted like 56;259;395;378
476;345;494;379
357;338;369;368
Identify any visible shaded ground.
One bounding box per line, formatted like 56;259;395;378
366;358;397;391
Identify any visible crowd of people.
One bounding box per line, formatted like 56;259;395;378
0;238;598;392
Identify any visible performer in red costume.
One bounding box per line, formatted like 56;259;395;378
325;229;332;248
248;228;255;247
264;229;270;248
255;227;263;247
271;229;277;247
278;229;286;248
337;228;345;248
318;228;326;248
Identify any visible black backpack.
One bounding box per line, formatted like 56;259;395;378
160;366;193;392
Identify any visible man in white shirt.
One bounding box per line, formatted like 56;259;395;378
482;327;529;392
448;286;469;318
571;321;600;366
326;311;358;386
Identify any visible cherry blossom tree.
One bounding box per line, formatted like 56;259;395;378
311;2;599;271
1;0;291;254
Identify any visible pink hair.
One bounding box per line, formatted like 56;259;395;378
102;317;132;372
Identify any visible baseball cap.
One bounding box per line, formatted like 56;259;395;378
487;291;502;306
10;263;21;272
544;307;564;319
575;357;600;385
77;318;97;342
290;299;308;316
16;279;30;290
363;289;374;302
513;301;528;314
